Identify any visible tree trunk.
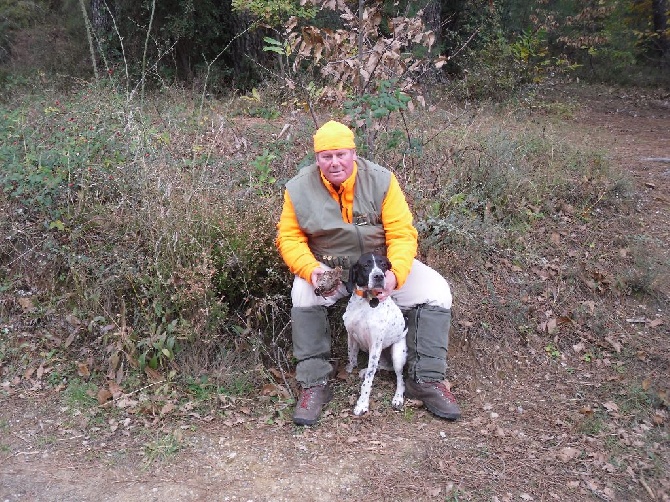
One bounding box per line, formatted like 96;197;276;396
651;0;669;66
422;0;442;51
228;10;265;88
90;0;112;38
78;0;99;80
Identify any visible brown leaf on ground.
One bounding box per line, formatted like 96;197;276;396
144;367;162;382
557;447;581;462
649;317;664;328
160;402;175;415
97;388;113;404
602;401;619;413
77;362;90;379
17;297;34;311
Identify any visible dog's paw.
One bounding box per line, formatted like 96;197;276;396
353;403;369;416
345;363;355;374
391;395;404;410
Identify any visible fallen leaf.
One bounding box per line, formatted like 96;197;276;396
546;318;557;334
603;401;619;413
557;447;581;462
65;314;81;326
427;486;442;497
260;384;291;399
602;487;615;498
649;318;664;328
108;381;123;398
573;342;585;353
115;396;138;409
605;336;622;353
63;332;77;348
161;402;175;415
557;316;574;326
268;367;284;380
97;388;113;404
652;411;665;425
336;367;349;380
77;362;90;379
17;297;34;311
144;366;162;382
581;301;595;313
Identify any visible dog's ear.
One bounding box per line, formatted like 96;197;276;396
345;263;358;294
381;256;392;273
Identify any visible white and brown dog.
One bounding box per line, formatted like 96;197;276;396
343;253;408;416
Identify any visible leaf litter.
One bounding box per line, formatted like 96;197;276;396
1;86;669;501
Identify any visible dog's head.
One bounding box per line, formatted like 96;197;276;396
345;253;392;295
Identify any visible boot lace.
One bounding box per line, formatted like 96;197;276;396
298;387;317;409
431;382;456;403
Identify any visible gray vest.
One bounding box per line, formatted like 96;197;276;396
286;157;390;270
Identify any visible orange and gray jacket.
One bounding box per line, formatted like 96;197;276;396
275;157;418;288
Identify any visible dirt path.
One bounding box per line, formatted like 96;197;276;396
1;85;668;502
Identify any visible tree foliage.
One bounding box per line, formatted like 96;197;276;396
0;0;667;93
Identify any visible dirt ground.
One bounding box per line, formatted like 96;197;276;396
1;84;669;501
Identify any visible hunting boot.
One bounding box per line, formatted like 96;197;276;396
404;305;461;420
291;306;334;425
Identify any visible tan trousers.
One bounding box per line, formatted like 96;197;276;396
291;259;452;309
291;260;454;387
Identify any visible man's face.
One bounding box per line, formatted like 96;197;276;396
316;148;356;187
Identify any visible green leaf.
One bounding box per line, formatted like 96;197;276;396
49;219;65;231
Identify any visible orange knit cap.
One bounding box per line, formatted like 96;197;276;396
313;120;356;152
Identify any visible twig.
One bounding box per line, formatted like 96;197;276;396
100;380;165;408
0;451;41;465
640;477;656;500
77;0;99;81
198;21;259;122
103;0;131;99
140;0;156;110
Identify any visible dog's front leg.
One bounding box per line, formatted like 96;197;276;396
353;339;383;416
345;331;359;374
390;338;408;409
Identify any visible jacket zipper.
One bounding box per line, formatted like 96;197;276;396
337;190;347;221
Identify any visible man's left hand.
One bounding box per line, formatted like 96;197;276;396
375;270;397;302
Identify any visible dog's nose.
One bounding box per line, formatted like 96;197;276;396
372;272;384;282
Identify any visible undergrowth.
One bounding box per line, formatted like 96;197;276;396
0;79;655;403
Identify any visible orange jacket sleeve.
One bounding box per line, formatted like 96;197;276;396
275;190;321;282
382;174;418;288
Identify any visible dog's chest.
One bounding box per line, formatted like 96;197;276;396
343;296;406;349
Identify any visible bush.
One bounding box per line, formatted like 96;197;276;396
0;79;645;398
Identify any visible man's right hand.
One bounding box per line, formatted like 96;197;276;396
311;267;339;297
